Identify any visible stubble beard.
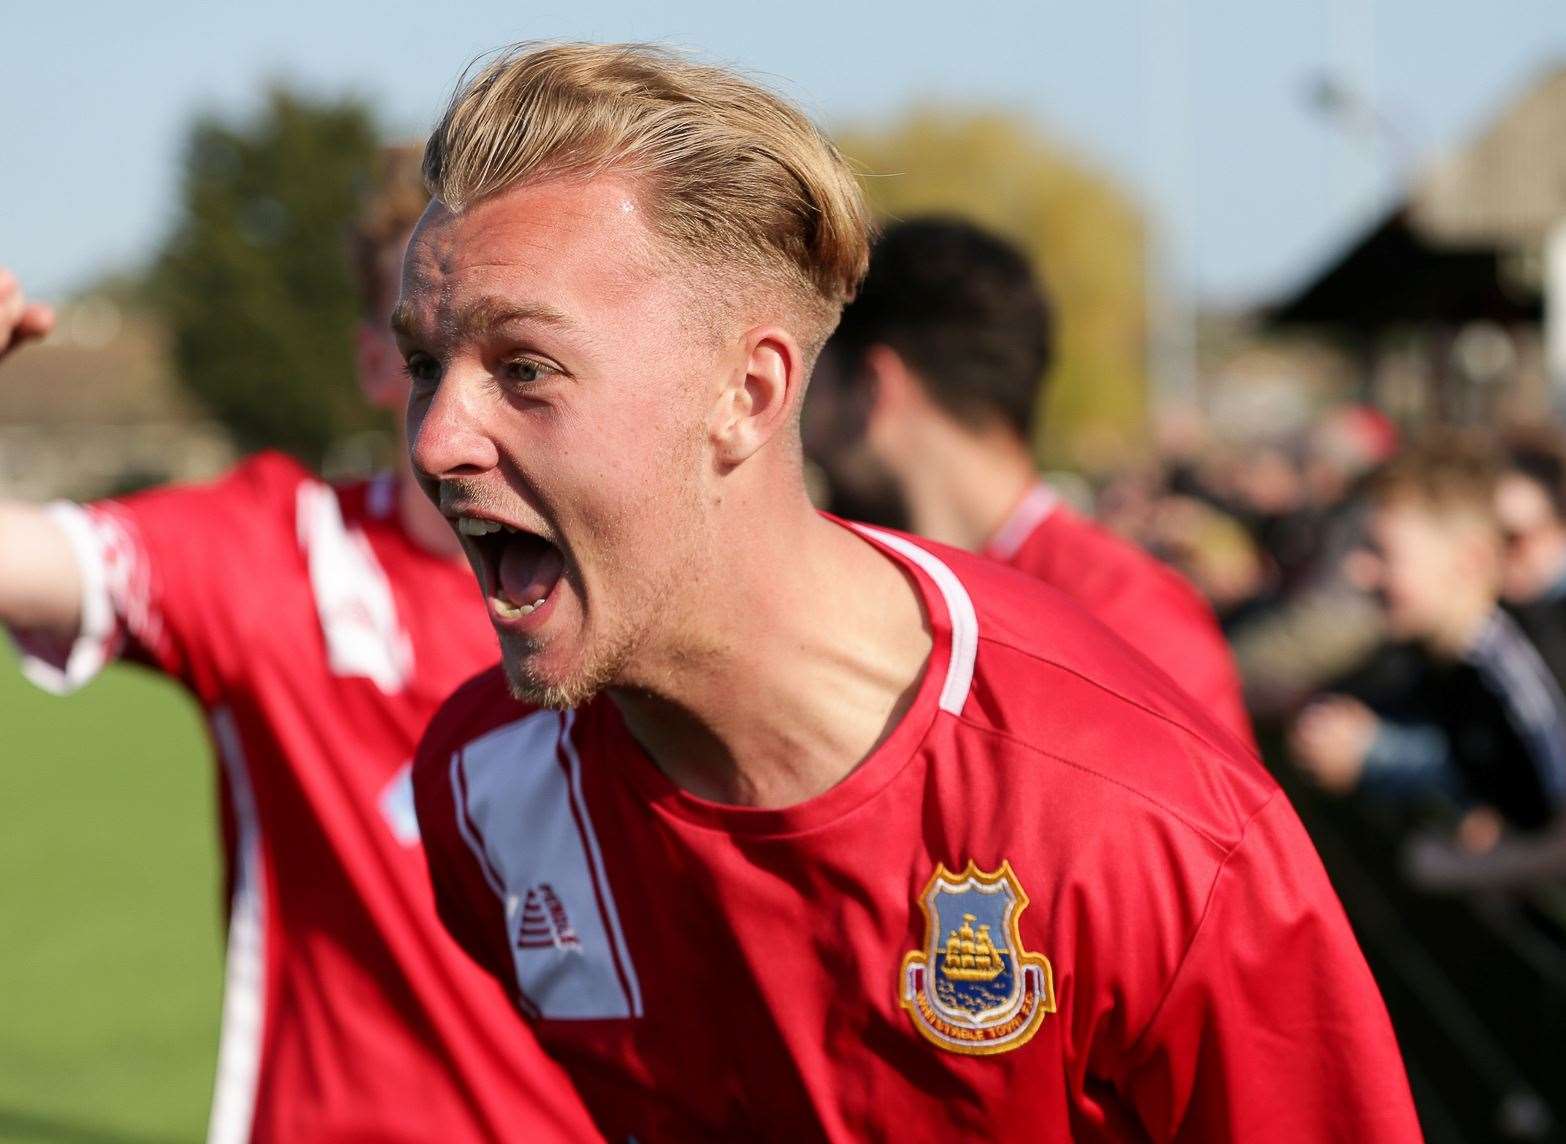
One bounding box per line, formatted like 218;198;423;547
500;606;643;710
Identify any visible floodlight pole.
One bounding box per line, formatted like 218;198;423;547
1324;0;1384;223
1142;0;1198;414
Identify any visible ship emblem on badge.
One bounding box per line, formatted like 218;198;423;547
900;860;1056;1055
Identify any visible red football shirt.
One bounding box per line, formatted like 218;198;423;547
414;521;1419;1142
11;453;597;1143
986;482;1256;751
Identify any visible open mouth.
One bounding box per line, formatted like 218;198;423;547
455;516;566;622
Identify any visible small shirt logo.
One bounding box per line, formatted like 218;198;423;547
517;883;582;952
900;860;1056;1055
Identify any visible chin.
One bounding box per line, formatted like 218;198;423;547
504;672;591;710
500;637;616;711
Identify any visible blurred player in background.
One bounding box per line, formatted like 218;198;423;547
0;147;596;1142
406;42;1415;1141
1290;439;1566;843
805;217;1255;750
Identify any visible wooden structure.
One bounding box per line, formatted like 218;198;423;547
1269;65;1566;425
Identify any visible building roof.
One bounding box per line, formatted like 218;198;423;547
1412;64;1566;247
0;300;206;426
1268;208;1541;329
1270;62;1564;331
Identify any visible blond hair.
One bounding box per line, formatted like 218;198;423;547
350;142;428;318
422;42;872;348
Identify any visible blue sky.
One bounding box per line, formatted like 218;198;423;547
2;0;1561;307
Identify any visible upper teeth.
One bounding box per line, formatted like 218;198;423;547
457;516;513;536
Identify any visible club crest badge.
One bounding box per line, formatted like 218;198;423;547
900;860;1056;1055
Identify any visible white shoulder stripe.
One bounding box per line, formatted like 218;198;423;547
296;481;412;693
848;525;979;717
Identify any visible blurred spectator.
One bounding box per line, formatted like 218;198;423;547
1306;406;1400;507
1222;408;1398;716
1143;492;1269;621
804;216;1255;747
1289;437;1566;841
1497;431;1566;605
1495;430;1566;689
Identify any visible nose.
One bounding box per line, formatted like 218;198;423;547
407;370;501;481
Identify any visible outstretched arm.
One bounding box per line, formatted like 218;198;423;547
0;270;82;645
0;505;82;643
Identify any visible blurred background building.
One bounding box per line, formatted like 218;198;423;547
0;292;233;501
1267;64;1566;429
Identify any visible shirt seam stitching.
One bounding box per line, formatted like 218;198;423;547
974;632;1249;763
1122;789;1282;1062
950;715;1247;854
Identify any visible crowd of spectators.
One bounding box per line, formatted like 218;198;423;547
799;212;1566;907
1100;412;1566;893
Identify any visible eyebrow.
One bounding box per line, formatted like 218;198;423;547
389;301;419;341
389;297;573;343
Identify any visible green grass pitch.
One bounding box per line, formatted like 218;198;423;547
0;644;221;1143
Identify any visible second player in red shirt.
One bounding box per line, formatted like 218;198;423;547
807;218;1255;751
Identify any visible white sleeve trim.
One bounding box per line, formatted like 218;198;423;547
10;502;117;695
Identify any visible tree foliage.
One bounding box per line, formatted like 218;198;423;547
837;110;1147;471
154;88;380;462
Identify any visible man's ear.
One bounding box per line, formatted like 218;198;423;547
710;326;804;468
861;344;922;437
357;323;400;408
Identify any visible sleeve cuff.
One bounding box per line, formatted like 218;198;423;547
8;502;117;695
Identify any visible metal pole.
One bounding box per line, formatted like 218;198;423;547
1326;0;1383;222
1142;0;1198;412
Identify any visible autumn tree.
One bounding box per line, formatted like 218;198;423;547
837;110;1146;471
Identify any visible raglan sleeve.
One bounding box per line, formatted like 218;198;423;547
1146;573;1258;756
1119;793;1422;1143
8;452;304;702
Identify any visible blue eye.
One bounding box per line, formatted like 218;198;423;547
504;359;552;385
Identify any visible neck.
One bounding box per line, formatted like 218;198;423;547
891;421;1037;552
610;486;932;808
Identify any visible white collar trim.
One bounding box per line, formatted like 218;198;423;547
849;524;978;717
986;481;1059;562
